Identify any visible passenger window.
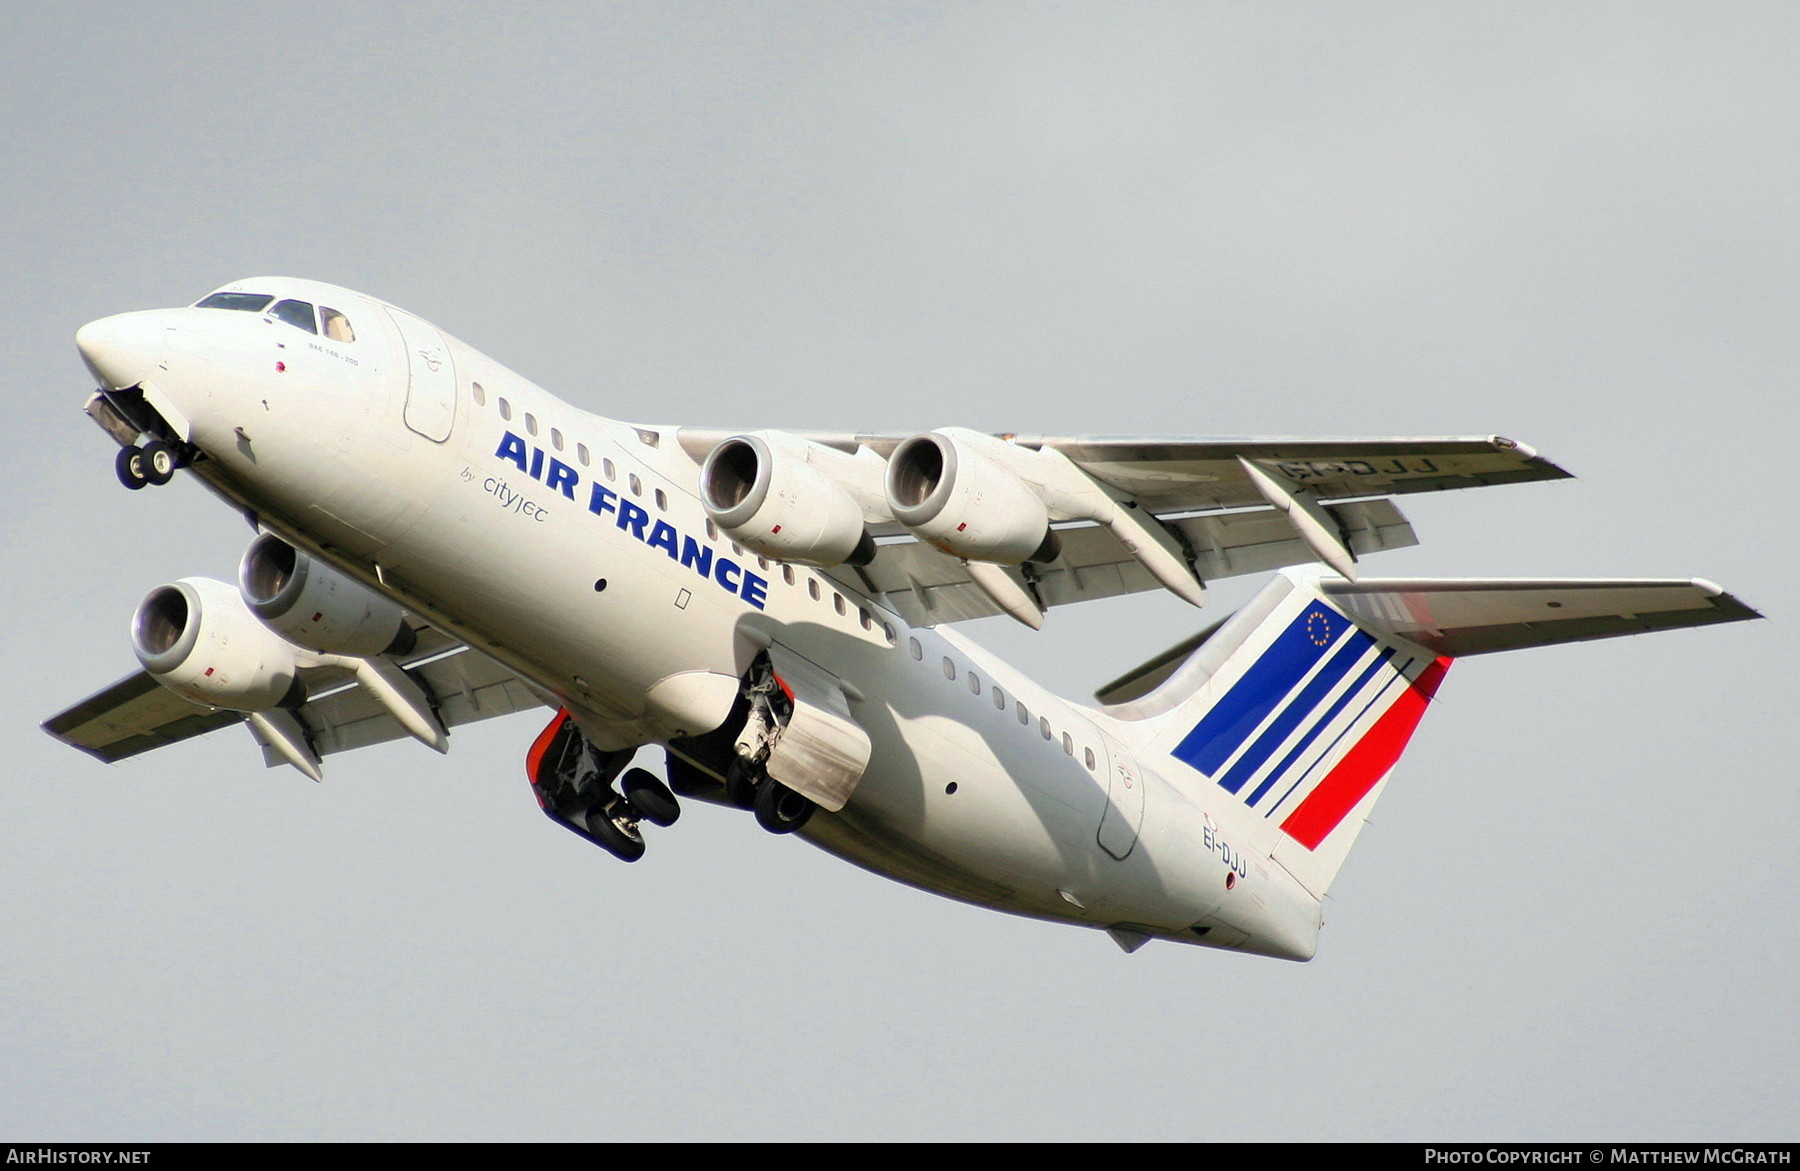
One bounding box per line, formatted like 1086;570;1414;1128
1040;717;1053;741
1017;702;1030;726
859;608;872;630
319;306;356;342
269;299;317;333
195;292;273;312
1084;747;1096;770
471;381;486;406
603;459;616;481
833;594;846;616
1062;733;1073;756
704;518;716;539
525;413;539;437
631;474;643;496
808;580;820;601
782;566;795;586
551;428;564;451
942;657;956;681
656;489;668;510
577;443;590;466
968;672;981;695
993;686;1005;710
908;637;922;661
498;398;512;421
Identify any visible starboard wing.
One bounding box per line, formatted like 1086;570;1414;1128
42;624;549;774
676;430;1556;624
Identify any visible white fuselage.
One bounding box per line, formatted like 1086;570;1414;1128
81;278;1322;960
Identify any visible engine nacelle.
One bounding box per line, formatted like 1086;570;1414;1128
132;577;306;712
700;433;876;567
886;432;1061;565
239;534;414;657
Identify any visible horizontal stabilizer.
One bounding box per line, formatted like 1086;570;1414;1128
1101;569;1760;901
1316;578;1761;657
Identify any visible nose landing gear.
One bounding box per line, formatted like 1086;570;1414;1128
115;438;192;490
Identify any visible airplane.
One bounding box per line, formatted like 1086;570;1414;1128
42;276;1761;961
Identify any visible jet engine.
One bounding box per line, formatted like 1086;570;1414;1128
239;534;415;657
700;433;877;567
885;431;1061;565
132;577;306;711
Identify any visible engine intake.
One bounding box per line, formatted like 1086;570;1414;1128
133;577;306;712
886;432;1060;565
701;433;876;567
239;534;414;657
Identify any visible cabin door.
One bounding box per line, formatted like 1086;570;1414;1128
387;308;457;442
1096;733;1146;861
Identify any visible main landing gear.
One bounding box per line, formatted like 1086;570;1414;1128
719;758;813;834
526;710;682;863
115;438;193;490
525;654;824;864
725;657;816;835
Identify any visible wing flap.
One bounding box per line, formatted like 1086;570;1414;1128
861;498;1415;627
254;644;547;764
1018;434;1570;510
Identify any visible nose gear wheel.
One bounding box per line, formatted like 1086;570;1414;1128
115;438;194;491
115;445;149;490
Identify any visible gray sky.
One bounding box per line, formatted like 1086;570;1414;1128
2;2;1791;1141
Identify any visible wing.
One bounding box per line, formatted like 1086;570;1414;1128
43;671;244;763
43;624;548;774
677;431;1567;515
677;429;1566;625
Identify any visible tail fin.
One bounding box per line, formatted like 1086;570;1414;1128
1104;569;1758;898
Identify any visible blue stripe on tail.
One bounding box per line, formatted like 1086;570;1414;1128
1218;629;1375;796
1247;644;1397;807
1171;604;1345;777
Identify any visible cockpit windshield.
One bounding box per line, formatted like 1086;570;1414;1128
268;299;317;334
319;306;356;342
193;290;357;341
194;292;274;313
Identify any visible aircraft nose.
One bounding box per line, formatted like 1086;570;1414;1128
76;312;169;390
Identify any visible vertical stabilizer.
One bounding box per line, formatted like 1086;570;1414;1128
1102;568;1756;899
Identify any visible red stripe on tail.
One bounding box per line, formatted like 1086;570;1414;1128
1279;657;1451;850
